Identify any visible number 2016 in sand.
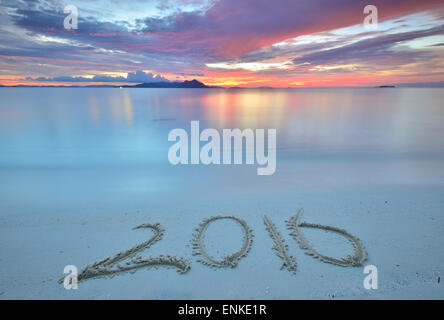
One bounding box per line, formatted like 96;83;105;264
60;209;368;284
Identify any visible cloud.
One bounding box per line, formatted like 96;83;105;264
175;72;205;76
136;0;444;58
6;0;443;60
28;70;169;83
292;25;444;66
126;70;169;82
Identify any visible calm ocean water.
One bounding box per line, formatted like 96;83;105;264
0;87;443;208
1;87;444;165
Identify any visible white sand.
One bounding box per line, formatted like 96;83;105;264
1;160;443;299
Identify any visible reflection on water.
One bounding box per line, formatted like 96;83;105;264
89;90;134;126
200;90;288;128
1;87;444;170
109;90;133;126
88;93;100;123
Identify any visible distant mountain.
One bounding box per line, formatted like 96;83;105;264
2;79;444;89
126;79;209;88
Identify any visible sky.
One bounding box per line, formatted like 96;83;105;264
0;0;443;87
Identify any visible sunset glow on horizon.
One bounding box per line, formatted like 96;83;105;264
0;0;443;87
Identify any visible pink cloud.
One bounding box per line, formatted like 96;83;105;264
139;0;443;58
